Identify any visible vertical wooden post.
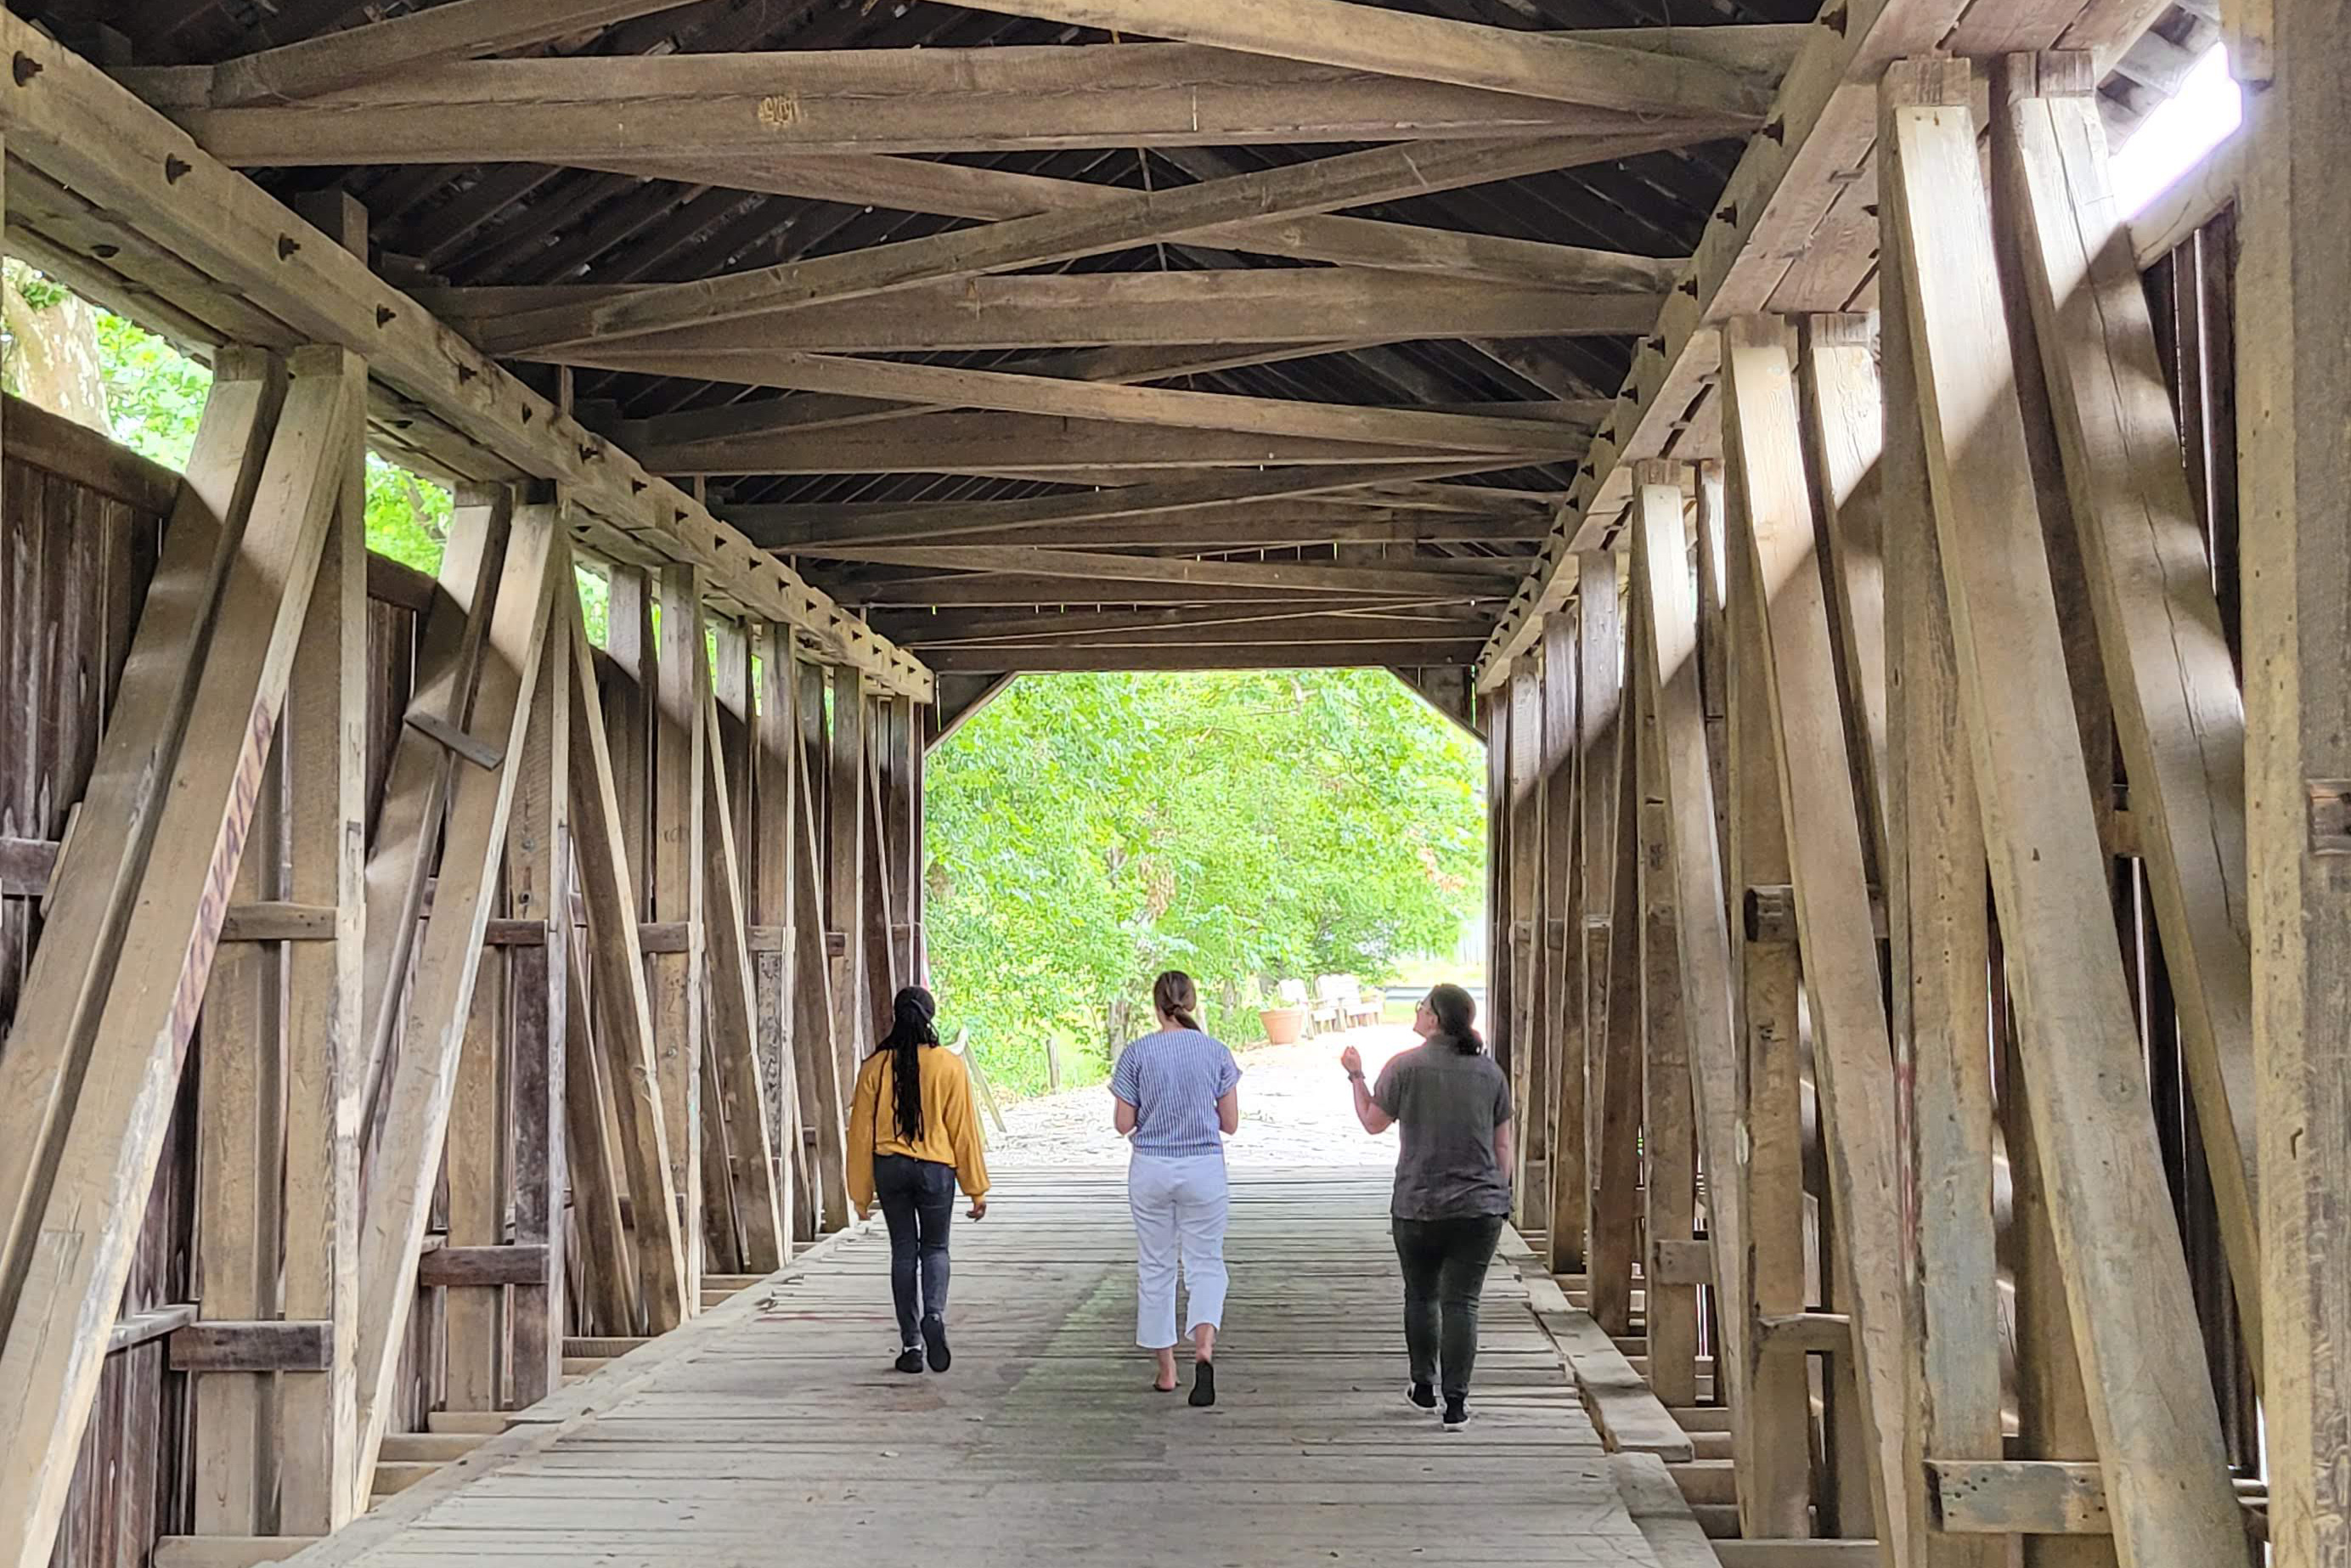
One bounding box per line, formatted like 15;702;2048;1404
651;565;705;1300
1721;440;1812;1540
604;567;655;911
829;665;871;1096
1721;312;1917;1563
1630;529;1698;1407
1505;663;1544;1225
279;348;364;1531
1879;147;2004;1568
508;607;570;1408
752;625;810;1248
1540;612;1586;1275
194;720;284;1537
1881;56;2244;1565
2238;6;2350;1561
1588;606;1644;1339
795;658;849;1231
444;944;508;1411
861;698;900;1025
1575;550;1624;1311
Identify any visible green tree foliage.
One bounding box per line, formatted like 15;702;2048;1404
75;292;612;638
925;669;1484;1098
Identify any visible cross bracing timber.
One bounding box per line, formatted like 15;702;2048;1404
0;13;930;698
1472;0;2184;686
125;44;1758;166
433;274;1664;361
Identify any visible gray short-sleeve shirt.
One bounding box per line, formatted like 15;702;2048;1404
1373;1040;1513;1221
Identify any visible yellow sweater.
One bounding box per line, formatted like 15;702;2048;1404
846;1044;990;1213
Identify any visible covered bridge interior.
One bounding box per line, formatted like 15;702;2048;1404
0;1;2331;1566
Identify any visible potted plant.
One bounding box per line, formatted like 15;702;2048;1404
1257;983;1308;1046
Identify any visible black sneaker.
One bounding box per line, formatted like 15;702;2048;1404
1188;1359;1217;1407
921;1315;952;1373
1408;1381;1437;1411
894;1347;924;1374
1441;1397;1468;1430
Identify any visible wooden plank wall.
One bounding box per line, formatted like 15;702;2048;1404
1500;61;2269;1564
2;392;896;1568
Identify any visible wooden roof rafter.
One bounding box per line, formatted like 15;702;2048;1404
0;12;933;698
1474;0;2191;685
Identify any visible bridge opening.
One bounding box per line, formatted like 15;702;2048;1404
920;667;1485;1170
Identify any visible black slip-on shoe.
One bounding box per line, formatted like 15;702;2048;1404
894;1347;925;1374
1189;1359;1217;1407
921;1315;952;1373
1408;1381;1438;1411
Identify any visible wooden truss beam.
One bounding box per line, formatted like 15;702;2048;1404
905;612;1480;649
564;592;691;1328
801;545;1519;597
740;504;1549;552
2239;0;2350;1554
675;416;1524;481
617;355;1585;456
949;0;1773;118
128;46;1748;165
0;347;365;1568
1880;59;2242;1565
0;14;927;696
459;273;1661;362
1720;315;1918;1561
352;505;561;1490
472;136;1683;354
1993;61;2261;1367
611;342;1377;454
922;641;1480;672
200;1;705;106
578;149;1694;294
1474;0;2177;685
722;462;1515;546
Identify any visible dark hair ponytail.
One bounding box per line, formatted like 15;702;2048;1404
881;985;939;1142
1427;984;1483;1055
1153;970;1202;1033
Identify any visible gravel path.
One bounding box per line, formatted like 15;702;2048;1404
981;1023;1420;1170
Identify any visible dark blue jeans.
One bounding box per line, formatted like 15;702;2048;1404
874;1153;956;1346
1392;1214;1507;1401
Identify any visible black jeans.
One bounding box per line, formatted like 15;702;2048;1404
875;1153;956;1346
1391;1214;1508;1402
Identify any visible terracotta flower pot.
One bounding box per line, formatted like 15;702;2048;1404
1259;1006;1307;1046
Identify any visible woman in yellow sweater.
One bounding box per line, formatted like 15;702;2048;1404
847;986;990;1374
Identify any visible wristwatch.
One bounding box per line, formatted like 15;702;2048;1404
1346;1069;1366;1083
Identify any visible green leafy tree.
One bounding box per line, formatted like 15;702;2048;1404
924;669;1485;1098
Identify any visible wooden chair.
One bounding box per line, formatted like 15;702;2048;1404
1310;974;1348;1036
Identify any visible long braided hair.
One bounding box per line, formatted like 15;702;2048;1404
881;985;939;1142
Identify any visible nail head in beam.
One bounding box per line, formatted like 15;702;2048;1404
168;1320;335;1373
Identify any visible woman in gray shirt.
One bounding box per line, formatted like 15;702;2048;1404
1340;984;1514;1430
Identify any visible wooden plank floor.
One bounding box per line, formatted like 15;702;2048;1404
347;1168;1661;1567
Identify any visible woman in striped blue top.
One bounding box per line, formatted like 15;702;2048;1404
1110;970;1243;1407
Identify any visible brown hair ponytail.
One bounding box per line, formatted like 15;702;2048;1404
1153;970;1202;1032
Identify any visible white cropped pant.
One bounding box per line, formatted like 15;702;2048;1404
1127;1151;1230;1349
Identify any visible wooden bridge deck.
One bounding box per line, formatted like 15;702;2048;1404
309;1170;1665;1568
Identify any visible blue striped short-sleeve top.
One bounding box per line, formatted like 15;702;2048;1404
1110;1028;1242;1158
